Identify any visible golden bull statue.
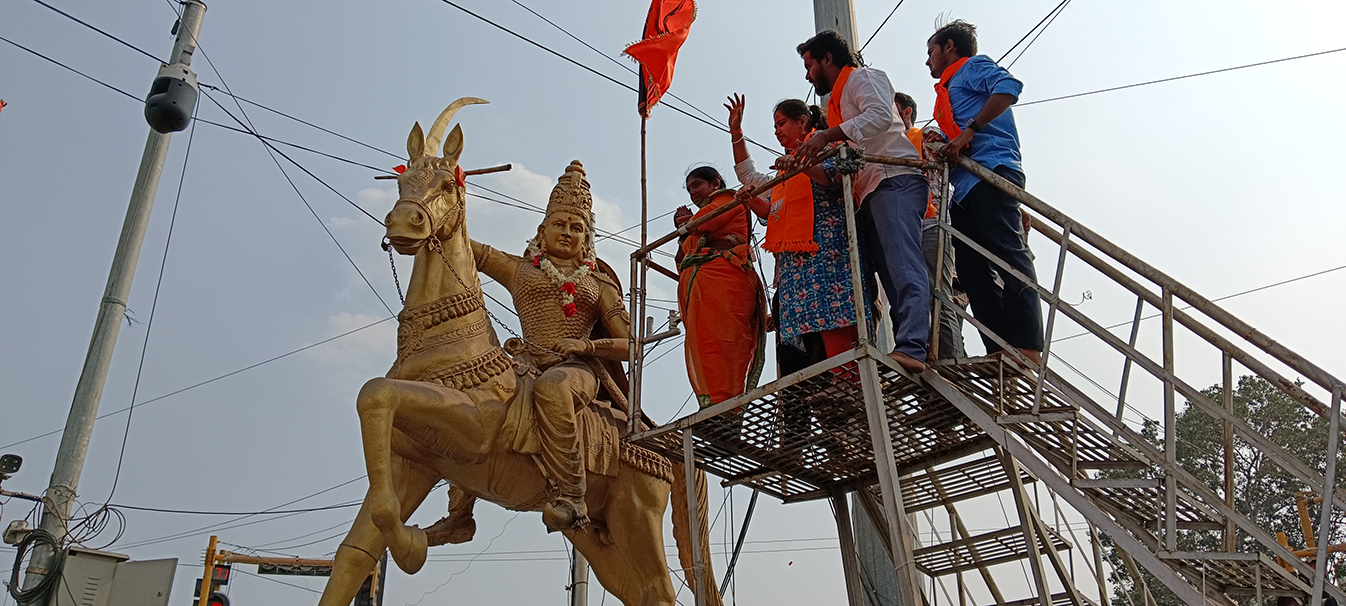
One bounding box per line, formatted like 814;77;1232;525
316;99;721;606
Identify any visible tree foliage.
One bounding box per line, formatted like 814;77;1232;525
1102;375;1346;606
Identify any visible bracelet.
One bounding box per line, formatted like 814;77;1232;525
731;136;744;145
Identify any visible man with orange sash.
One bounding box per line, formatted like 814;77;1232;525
895;91;965;360
924;20;1043;364
790;30;930;373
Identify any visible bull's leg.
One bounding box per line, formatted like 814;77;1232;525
575;472;676;606
318;450;439;606
355;377;493;573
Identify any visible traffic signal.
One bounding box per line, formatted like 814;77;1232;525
205;591;230;606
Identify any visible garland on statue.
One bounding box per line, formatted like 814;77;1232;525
526;237;596;317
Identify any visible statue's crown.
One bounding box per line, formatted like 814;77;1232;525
546;160;593;219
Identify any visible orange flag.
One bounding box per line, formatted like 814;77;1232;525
623;0;696;118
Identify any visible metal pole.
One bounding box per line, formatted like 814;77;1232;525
24;1;206;591
832;489;868;606
199;534;219;606
1309;385;1343;606
1032;223;1072;414
1116;296;1144;420
719;489;758;596
682;430;708;606
1161;288;1177;553
1222;353;1236;553
570;543;590;606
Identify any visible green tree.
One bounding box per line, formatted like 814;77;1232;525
1102;375;1346;606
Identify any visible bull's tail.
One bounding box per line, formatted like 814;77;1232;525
670;459;724;606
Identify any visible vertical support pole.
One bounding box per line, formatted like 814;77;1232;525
1088;523;1110;606
833;489;868;606
1222;352;1236;553
25;2;207;592
1032;224;1071;414
930;163;952;359
812;0;859;48
1115;296;1145;420
376;551;387;606
720;489;759;596
570;543;590;606
199;534;219;606
998;448;1054;606
683;430;707;606
628;255;642;435
1161;288;1177;553
841;173;922;606
1309;385;1343;606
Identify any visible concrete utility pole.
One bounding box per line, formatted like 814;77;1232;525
23;0;206;591
813;0;859;49
569;545;589;606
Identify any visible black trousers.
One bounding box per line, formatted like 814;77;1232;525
950;166;1044;353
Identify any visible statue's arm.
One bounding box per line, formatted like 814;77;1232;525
585;284;631;362
470;239;519;290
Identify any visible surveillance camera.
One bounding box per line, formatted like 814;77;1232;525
0;454;21;475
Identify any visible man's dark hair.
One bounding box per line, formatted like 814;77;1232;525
796;30;859;68
929;20;977;57
686;165;726;190
893;92;917;118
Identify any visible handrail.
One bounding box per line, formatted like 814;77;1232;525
944;153;1345;407
632;147;841;258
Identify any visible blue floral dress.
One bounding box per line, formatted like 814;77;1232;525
772;159;868;351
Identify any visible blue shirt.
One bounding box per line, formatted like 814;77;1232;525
943;55;1024;202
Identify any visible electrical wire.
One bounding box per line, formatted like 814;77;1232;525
102;99;199;506
997;0;1071;64
1;315;393;451
24;0;161;62
435;0;782;156
858;0;907;53
201;91;396;316
1005;0;1071;70
109;500;361;516
1019;46;1346;107
406;511;521;606
0;34;142;103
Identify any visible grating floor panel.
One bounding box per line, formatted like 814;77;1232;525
633;351;989;500
899;453;1034;514
913;525;1073;577
1168;554;1311;597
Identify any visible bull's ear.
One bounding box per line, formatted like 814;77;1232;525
407;122;425;158
443;124;464;165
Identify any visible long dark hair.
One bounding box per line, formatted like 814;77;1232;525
773;99;826;132
686;165;727;190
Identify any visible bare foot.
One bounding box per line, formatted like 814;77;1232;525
887;351;926;373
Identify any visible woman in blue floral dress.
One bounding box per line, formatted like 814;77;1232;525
726;95;868;375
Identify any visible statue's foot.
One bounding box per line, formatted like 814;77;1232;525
542;497;589;533
387;523;428;574
425;515;476;546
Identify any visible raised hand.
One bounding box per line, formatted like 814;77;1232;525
724;93;746;134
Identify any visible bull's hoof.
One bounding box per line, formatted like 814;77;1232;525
425;515;476;545
542;498;589;533
388;524;428;574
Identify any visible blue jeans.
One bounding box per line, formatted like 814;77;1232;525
857;174;930;361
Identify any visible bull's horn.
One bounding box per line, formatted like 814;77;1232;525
424;97;488;158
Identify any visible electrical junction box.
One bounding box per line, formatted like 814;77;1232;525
48;546;176;606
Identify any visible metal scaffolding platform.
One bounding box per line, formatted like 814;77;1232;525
624;149;1346;606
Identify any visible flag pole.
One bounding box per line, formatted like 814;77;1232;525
632;111;649;433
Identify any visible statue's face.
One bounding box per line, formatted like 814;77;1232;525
540;210;589;261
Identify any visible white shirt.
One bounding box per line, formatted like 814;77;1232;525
833;66;922;202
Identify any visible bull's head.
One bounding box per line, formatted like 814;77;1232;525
384;97;488;254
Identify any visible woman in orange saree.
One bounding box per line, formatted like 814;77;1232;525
674;166;766;409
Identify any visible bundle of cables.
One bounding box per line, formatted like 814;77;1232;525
6;528;64;605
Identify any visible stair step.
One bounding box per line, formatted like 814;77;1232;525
913;525;1072;577
1161;551;1312;598
987;592;1098;606
899;453;1035;514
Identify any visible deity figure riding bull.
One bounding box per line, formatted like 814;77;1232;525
315;98;721;606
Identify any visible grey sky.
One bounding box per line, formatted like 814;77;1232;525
2;0;1344;604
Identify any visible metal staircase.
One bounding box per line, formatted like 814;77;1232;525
623;149;1345;606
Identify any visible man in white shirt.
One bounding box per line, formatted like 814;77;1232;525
791;30;930;372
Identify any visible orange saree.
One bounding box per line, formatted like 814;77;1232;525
677;190;766;408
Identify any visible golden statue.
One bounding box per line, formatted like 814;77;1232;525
315;99;721;606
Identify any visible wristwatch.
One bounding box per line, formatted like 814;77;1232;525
964;119;983;134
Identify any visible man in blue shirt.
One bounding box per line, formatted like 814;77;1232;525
925;20;1044;364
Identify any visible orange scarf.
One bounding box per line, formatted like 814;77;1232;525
825;66;856;129
764;156;818;254
906;127;937;219
932;57;970;139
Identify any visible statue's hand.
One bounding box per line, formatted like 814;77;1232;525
555;338;591;356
